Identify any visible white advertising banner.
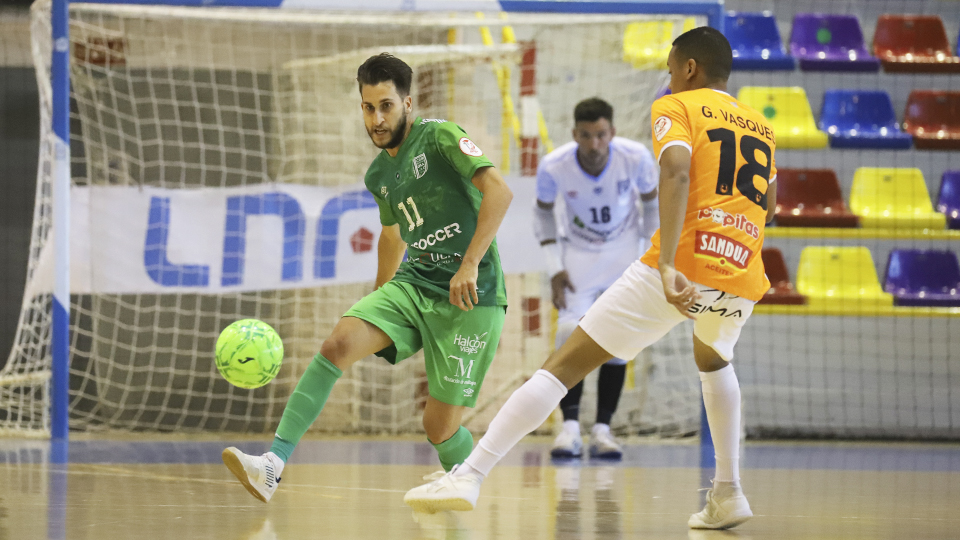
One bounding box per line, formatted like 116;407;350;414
26;178;544;296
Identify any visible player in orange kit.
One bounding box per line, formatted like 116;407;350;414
404;26;777;530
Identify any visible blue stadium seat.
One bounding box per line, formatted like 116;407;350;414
938;171;960;229
820;90;912;149
884;250;960;307
724;12;795;71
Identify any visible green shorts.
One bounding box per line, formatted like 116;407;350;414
343;281;506;407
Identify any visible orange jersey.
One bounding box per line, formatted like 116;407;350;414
641;88;776;301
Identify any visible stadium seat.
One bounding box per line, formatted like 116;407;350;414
789;13;880;72
796;246;894;310
937;171;960;229
884;250;960;307
903;90;960;150
724;11;795;71
774;168;859;228
849;167;947;229
737;87;828;148
873;15;960;73
623;18;696;70
758;248;806;305
819;90;912;149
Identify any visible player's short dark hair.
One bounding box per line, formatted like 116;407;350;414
357;53;413;96
672;26;732;82
573;97;614;125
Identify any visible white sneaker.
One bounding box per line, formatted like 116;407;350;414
588;425;623;460
688;481;753;529
551;421;583;459
222;447;281;503
423;469;447;482
404;464;483;513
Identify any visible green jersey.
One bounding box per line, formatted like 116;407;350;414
364;117;508;307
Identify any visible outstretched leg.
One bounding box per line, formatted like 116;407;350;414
223;316;392;503
403;327;613;513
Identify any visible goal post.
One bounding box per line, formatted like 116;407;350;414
18;0;722;439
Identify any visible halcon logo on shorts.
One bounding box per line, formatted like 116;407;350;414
454;332;488;354
410;223;461;250
694;231;753;270
413;153;428;179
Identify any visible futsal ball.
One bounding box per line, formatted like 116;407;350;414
215;319;284;389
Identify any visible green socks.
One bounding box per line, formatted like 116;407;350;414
270;353;343;463
431;426;474;471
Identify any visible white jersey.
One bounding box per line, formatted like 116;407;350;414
537;137;658;250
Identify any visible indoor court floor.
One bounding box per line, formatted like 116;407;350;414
2;437;958;540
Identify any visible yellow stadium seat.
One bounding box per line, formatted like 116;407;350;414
623;18;696;70
736;87;828;149
796;246;894;311
849;167;948;229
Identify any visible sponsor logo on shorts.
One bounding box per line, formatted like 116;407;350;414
459;137;483;157
697;207;760;239
463;388;474;397
687;303;744;318
454;332;488;354
654;116;672;141
695;231;753;271
413;153;428;179
410;223;461;250
444;355;479;387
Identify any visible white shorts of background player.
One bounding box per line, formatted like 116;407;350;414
557;236;646;367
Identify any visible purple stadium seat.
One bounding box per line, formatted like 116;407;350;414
938;171;960;229
790;13;880;72
884;250;960;307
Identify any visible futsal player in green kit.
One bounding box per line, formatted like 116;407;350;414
221;53;513;503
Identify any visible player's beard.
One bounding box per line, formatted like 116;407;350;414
370;110;408;150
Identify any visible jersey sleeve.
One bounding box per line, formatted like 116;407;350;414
535;162;558;203
651;96;692;163
635;147;659;194
434;122;495;181
371;191;397;227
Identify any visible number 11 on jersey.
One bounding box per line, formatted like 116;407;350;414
399;197;424;231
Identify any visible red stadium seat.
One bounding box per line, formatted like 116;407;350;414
774;169;859;228
904;90;960;150
873;15;960;73
759;248;806;305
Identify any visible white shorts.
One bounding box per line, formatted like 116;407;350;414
558;239;641;327
579;261;755;362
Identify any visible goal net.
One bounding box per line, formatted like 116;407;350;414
10;1;705;437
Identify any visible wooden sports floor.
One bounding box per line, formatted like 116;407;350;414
2;437;958;540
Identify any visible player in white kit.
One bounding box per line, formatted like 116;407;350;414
535;98;659;459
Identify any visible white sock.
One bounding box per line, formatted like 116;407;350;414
461;370;568;478
562;419;580;435
699;364;741;484
266;451;285;478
